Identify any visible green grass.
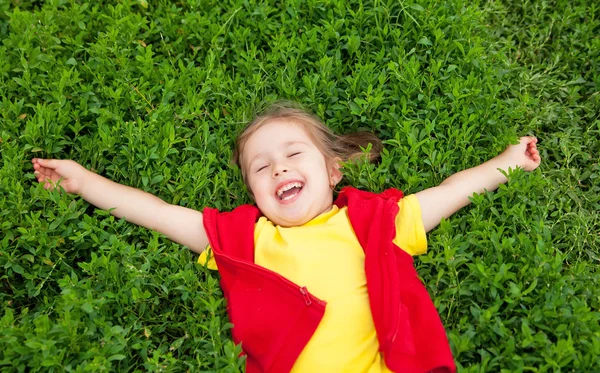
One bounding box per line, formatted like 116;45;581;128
1;0;598;371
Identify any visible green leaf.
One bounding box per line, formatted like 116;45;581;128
12;77;27;87
81;303;94;313
417;37;432;46
349;101;361;115
11;265;24;275
49;219;61;231
521;279;538;296
151;175;163;184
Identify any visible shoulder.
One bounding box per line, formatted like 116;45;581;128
334;186;404;208
203;203;260;217
398;194;420;212
394;194;427;256
202;203;261;262
202;204;262;229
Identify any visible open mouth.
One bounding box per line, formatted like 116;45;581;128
276;181;304;201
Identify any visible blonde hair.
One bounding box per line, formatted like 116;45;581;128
233;101;382;187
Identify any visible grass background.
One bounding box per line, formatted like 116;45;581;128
1;0;598;371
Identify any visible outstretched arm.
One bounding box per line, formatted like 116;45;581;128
415;137;541;232
32;159;209;253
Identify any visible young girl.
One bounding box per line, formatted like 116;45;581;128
32;102;541;373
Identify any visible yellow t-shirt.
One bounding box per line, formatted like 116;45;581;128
198;195;426;372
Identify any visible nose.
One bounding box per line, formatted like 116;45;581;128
272;164;289;178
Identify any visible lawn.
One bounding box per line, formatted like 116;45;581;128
1;0;598;371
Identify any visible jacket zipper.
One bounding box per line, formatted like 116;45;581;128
217;251;326;307
299;286;312;305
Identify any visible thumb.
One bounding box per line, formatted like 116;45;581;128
36;158;61;169
519;136;537;146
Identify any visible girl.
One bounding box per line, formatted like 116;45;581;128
32;102;541;373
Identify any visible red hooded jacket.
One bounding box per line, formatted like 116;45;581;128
202;187;456;373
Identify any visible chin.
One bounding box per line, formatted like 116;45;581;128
265;206;312;227
273;213;310;227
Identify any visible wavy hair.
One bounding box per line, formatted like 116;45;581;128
233;101;382;187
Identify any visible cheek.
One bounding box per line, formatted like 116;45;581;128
248;175;269;198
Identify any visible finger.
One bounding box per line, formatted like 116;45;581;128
520;136;532;144
35;169;54;182
36;172;48;183
50;170;62;181
527;145;538;156
33;163;44;173
521;136;538;146
34;170;46;182
36;165;52;176
37;159;60;169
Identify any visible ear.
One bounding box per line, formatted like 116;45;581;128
329;158;343;187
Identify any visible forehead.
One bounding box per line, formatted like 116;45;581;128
243;120;315;156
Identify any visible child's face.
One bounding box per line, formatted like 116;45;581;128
242;120;341;227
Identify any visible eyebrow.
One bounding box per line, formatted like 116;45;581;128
248;141;309;166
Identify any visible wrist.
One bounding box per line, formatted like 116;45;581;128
493;152;523;172
76;167;94;196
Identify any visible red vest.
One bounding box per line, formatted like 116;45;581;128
202;187;456;373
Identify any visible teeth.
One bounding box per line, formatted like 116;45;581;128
276;182;303;197
281;193;297;201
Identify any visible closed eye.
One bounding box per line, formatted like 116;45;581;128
288;152;301;157
256;165;268;173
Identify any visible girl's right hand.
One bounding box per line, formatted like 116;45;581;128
32;158;88;194
32;158;209;253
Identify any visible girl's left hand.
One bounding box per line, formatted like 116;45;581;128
502;136;541;172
